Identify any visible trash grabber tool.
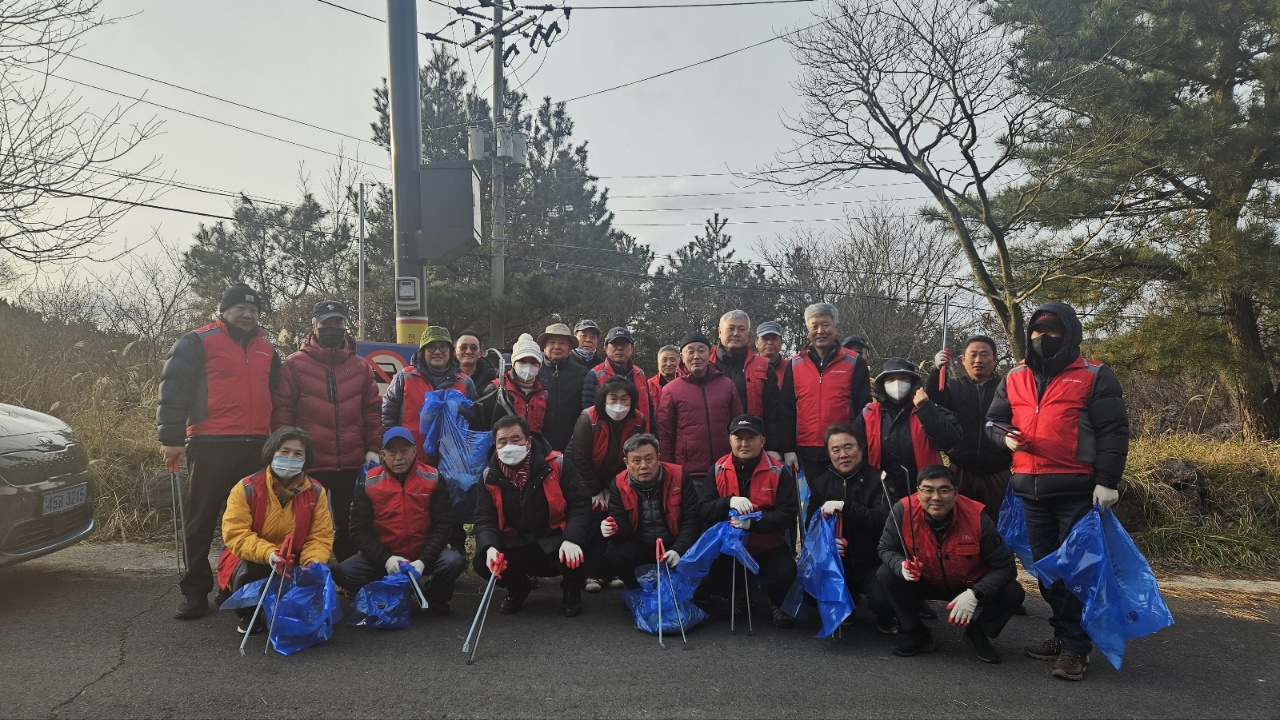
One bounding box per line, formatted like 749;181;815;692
463;571;498;664
167;458;188;576
658;539;687;647
938;294;951;392
264;533;295;655
238;571;274;656
878;471;912;562
730;559;739;634
656;547;664;649
403;563;429;610
742;558;754;636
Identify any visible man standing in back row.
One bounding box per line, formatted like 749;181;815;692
711;310;781;454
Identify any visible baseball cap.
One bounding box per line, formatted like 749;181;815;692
381;427;415;448
312;300;348;322
604;327;634;345
756;321;783;338
574;319;600;334
728;414;764;436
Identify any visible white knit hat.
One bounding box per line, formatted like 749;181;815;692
511;333;544;364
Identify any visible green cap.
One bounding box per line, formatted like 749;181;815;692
420;326;452;347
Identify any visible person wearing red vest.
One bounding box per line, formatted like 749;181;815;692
218;427;335;634
695;415;799;628
380;325;477;458
476;333;549;435
601;434;700;589
711;310;781;453
986;302;1130;681
779;303;872;485
754;321;787;389
581;327;654;431
474;415;591;617
158;283;282;621
334;427;464;615
271;300;381;562
876;465;1024;663
855;357;962;502
647;344;680;415
569;376;647;592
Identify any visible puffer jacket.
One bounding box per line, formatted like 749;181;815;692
539;358;590;452
656;363;743;476
272;333;381;472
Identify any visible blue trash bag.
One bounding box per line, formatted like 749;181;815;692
782;512;854;637
796;468;811;529
996;483;1049;585
347;564;421;630
675;511;762;583
1033;507;1175;670
421;389;493;507
620;563;709;635
221;562;342;656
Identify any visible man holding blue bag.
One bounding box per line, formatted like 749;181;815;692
986;302;1131;682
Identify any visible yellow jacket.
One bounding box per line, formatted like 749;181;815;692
221;469;334;567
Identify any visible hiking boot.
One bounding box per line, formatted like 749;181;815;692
584;577;602;593
963;624;1001;664
893;628;936;657
428;600;451;616
917;599;938;620
876;616;900;635
500;589;529;615
1025;637;1062;661
771;605;795;629
236;614;265;635
562;589;583;617
174;594;208;620
1051;650;1089;681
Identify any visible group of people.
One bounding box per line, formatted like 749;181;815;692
157;284;1129;681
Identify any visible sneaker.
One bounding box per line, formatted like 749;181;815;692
876;616;900;635
500;589;528;615
771;605;795;629
428;600;451;616
1025;637;1063;661
584;577;603;593
562;589;583;617
893;628;936;657
917;599;938;620
962;624;1001;664
607;577;626;589
1051;650;1089;681
174;594;208;620
236;615;265;635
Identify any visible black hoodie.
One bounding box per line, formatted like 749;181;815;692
852;362;962;498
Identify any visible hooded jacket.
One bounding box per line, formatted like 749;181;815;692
381;353;477;454
271;333;381;472
539;358;590;452
985;302;1130;500
656;362;743;476
853;365;962;498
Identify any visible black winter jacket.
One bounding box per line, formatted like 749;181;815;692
713;345;782;451
878;502;1017;599
468;357;499;390
539;358;590;452
473;436;591;553
807;462;889;567
853;371;962;499
607;466;702;555
925;369;1011;475
348;465;453;570
695;454;799;538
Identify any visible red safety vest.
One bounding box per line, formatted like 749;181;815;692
647;374;667;414
899;493;986;590
399;369;470;454
589;362;652;431
584;406;646;471
710;346;771;419
789;347;860;447
1005;357;1102;476
485;452;568;536
215;470;320;589
612;462;685;537
712;453;786;554
189;319;275;438
363;461;441;559
862;402;942;472
490;375;549;434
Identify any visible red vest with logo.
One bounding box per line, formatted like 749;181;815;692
490;375;549;434
485;452;568;536
590;362;652;432
363;461;441;559
1005;358;1101;476
613;462;685;536
585;406;646;472
712;453;786;554
711;346;771;419
790;347;860;447
862;402;942;472
189;319;274;438
647;374;666;414
899;493;986;589
399;369;471;454
215;470;320;589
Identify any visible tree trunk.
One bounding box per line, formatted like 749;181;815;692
1219;287;1280;440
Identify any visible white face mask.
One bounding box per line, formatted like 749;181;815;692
884;379;912;402
271;455;305;479
513;363;539;382
605;404;630;421
496;443;529;466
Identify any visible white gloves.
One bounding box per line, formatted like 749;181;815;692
1004;435;1023;452
662;550;681;568
934;348;951;369
486;546;500;567
410;560;425;575
821;500;845;517
731;516;752;530
901;559;921;582
766;451;782;462
1093;484;1120;510
947;588;979;627
268;551;285;571
365;451;380;465
558;540;584;568
729;496;754;515
600;517;618;538
384;555;409;575
783;452;799;471
591;490;610;511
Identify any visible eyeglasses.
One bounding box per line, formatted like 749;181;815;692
918;485;956;497
456;344;480;352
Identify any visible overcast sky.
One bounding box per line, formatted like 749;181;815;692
19;0;925;285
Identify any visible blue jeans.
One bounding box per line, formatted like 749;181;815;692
334;549;466;602
1022;494;1094;655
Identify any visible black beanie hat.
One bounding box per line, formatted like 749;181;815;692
680;331;713;350
220;283;262;313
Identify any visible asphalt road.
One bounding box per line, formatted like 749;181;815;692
2;543;1276;719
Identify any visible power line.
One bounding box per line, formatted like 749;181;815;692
313;0;462;43
314;0;382;21
524;0;813;8
608;195;930;213
608;180;921;199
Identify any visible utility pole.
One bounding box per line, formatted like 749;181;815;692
357;181;366;341
386;0;427;345
488;0;507;350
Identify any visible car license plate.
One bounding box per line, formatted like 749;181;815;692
42;484;88;515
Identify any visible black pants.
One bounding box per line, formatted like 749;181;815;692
953;467;1012;522
877;564;1024;637
582;505;611;580
180;439;265;598
1023;494;1094;655
703;545;798;608
605;537;675;589
309;468;360;561
845;560;895;624
471;541;586;595
228;558;272;620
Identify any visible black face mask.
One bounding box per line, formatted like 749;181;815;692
317;327;347;348
1031;334;1063;359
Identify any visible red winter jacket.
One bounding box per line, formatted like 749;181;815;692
272;334;382;472
657;363;743;475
